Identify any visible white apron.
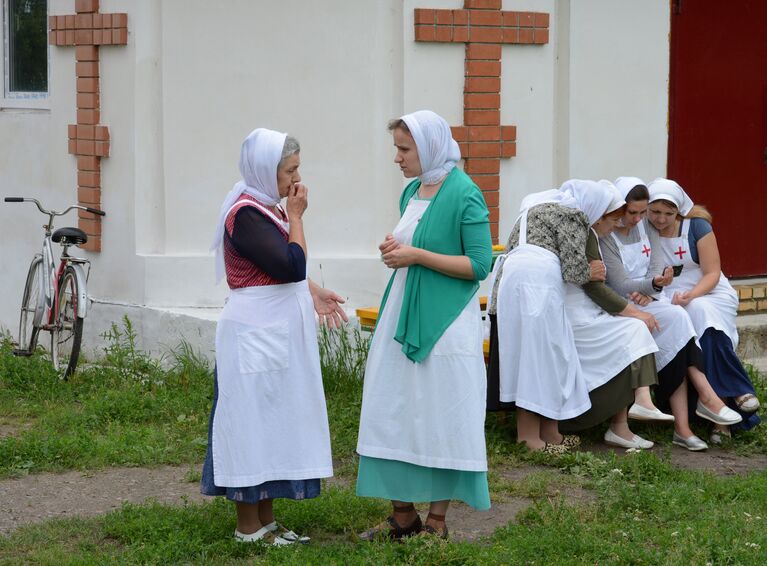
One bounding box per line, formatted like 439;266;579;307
657;218;739;349
356;198;488;471
493;209;591;420
610;221;696;371
566;230;658;391
212;202;333;487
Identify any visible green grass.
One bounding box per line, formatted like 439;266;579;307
1;321;767;563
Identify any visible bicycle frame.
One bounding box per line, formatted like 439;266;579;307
36;218;90;330
47;241;90;324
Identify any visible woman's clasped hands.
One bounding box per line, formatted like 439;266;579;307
379;234;420;269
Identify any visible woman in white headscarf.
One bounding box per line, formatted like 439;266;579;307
201;128;347;545
599;177;743;450
487;182;605;453
356;110;493;540
504;180;660;450
647;178;759;441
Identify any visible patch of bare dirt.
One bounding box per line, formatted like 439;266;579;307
0;465;205;535
0;419;32;439
584;441;767;475
2;447;766;539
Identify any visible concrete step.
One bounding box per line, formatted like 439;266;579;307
736;313;767;374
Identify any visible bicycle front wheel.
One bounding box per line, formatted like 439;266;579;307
18;257;44;354
51;267;84;378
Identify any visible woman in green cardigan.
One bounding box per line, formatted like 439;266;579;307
356;110;493;540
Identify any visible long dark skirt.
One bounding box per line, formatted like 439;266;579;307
200;369;321;503
654;338;702;412
559;355;655;432
699;328;760;432
486;314;517;412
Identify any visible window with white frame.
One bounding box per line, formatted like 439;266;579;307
2;0;48;106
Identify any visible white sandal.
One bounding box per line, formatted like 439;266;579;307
264;521;310;544
234;526;293;546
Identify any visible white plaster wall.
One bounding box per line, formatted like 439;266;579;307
1;0;674;355
498;0;559;242
566;0;670;182
150;0;406;309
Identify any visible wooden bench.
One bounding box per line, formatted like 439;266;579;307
356;295;491;358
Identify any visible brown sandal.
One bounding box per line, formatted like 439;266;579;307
418;512;449;539
358;504;422;541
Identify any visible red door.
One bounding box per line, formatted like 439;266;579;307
668;0;767;277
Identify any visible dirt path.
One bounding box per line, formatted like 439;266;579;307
2;446;766;540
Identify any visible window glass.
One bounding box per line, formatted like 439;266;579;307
6;0;47;94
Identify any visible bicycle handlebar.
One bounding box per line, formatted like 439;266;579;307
4;197;106;217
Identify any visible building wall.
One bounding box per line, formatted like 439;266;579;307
0;0;670;354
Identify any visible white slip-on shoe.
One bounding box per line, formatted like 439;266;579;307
628;403;675;422
672;432;708;451
735;394;760;413
604;429;654;450
695;401;743;425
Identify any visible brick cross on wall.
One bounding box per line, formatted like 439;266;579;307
414;0;550;242
48;0;128;252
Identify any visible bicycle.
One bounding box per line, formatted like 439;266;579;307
4;197;106;377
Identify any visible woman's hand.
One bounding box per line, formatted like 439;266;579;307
589;260;606;282
286;183;308;219
382;243;421;269
620;302;660;332
379;234;400;255
635;310;660;332
653;266;674;288
672;290;692;307
309;280;348;329
629;292;652;307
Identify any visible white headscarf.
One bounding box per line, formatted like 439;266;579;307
210;127;288;283
400;110;461;185
614;176;647;200
518;189;578;213
648;178;694;215
600;180;626;214
559;179;614;225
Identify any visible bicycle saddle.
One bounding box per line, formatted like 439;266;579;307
52;227;88;245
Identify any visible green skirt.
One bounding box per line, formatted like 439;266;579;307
356;456;491;510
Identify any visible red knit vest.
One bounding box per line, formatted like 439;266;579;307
224;194;289;288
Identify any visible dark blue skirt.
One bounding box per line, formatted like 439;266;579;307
699;328;760;432
200;369;321;503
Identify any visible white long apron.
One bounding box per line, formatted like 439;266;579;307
356;198;487;472
213;281;333;487
657;218;739;348
566;230;658;391
494;209;591;420
610;220;696;370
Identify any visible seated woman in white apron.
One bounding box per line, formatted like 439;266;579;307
601;178;741;450
356;111;492;540
647;178;759;440
486;183;610;453
202;129;345;544
558;181;661;450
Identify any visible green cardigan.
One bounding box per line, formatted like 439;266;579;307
378;167;492;363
